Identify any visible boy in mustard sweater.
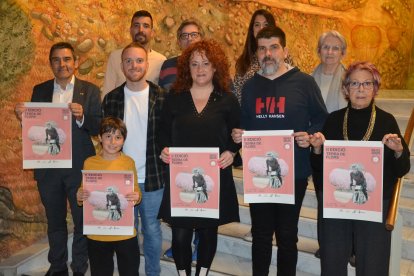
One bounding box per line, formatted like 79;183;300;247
77;116;141;276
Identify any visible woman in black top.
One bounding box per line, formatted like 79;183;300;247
158;39;240;276
309;61;410;276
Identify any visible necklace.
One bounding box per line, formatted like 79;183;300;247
343;104;376;141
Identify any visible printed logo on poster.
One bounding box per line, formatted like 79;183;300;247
242;130;295;204
82;170;135;236
323;140;384;223
169;147;220;219
22;102;72;169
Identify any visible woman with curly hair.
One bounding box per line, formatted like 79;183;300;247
158;39;241;276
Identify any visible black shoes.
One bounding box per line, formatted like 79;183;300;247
44;268;69;276
314;248;356;267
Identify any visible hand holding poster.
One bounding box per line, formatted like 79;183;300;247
323;140;383;222
169;147;220;218
82;170;135;235
22;102;72;169
242;130;295;204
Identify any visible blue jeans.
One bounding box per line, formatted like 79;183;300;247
135;183;163;276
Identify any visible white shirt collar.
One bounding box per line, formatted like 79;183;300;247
53;75;75;92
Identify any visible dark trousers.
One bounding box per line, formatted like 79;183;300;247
320;200;391;276
250;179;308;276
172;226;218;276
88;237;140;276
316;189;323;247
37;169;88;273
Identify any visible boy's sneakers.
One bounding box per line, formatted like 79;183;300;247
163;246;197;263
163;247;173;259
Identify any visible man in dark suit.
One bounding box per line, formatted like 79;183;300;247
15;42;101;276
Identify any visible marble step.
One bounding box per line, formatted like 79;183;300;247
233;169;414;226
375;98;414;118
160;238;281;276
377;90;414;99
160;222;414;275
232;170;414;262
410;156;414;174
373;97;413;148
160;222;328;276
238;203;414;263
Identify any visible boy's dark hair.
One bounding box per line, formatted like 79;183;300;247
131;10;153;27
49;42;76;62
100;116;127;139
256;26;286;48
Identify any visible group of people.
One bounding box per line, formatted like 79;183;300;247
13;7;411;276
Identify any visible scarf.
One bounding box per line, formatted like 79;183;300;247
312;63;348;113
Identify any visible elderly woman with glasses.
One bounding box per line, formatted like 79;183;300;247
312;30;348;113
309;61;410;276
311;30;349;260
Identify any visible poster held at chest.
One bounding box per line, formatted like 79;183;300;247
242;130;295;204
169;147;220;218
323;140;384;223
82;170;135;235
22;102;72;169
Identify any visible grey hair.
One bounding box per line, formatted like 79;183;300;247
317;30;347;55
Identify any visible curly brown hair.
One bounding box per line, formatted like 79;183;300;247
172;39;231;93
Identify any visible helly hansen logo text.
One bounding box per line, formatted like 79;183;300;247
255;97;285;119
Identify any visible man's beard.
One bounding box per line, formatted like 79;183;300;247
134;32;148;45
126;69;146;82
260;56;280;76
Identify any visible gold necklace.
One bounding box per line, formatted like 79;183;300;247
343;104;376;141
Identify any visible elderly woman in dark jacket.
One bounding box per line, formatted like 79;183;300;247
309;61;410;276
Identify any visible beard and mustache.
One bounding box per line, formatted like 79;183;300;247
260;56;282;76
134;32;149;45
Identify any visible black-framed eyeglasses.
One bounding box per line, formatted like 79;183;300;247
348;81;375;90
179;32;200;41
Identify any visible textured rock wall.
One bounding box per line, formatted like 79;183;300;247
0;0;413;261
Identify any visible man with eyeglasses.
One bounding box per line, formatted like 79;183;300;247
102;10;166;100
159;19;204;91
102;42;166;276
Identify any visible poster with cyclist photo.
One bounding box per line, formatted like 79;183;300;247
82;170;135;235
22;102;72;169
169;147;220;219
242;130;295;204
323;140;383;222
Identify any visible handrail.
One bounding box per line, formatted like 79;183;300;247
386;107;414;230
